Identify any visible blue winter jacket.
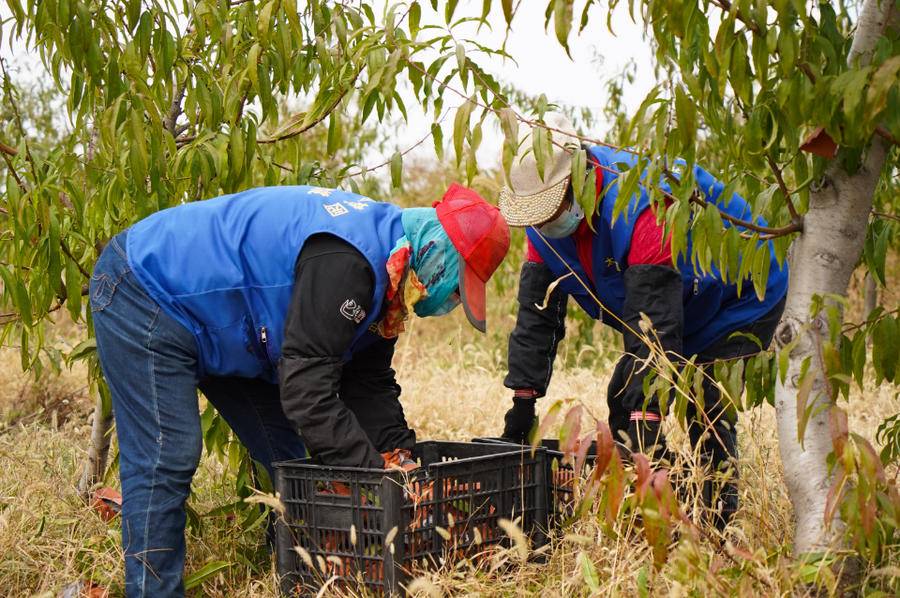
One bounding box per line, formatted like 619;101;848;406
126;186;404;383
526;146;788;355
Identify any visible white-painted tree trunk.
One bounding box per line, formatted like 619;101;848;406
774;0;897;555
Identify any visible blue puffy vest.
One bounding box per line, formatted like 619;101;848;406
527;145;788;356
126;186;405;382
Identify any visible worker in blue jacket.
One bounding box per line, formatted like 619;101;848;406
90;183;509;597
498;113;788;529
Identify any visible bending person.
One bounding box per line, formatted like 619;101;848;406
90;183;510;596
498;113;787;529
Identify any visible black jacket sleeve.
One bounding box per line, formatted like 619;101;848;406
503;261;568;397
278;234;386;469
340;336;416;453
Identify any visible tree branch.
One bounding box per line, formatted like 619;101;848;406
342;110;448;179
60;241;91;279
765;153;801;223
871;210;900;223
1;58;40;185
404;59;802;238
257;68;362;145
0;140;17;156
0;285;89;325
1;152;27;194
163;82;187;136
708;0;761;34
176;61;364;147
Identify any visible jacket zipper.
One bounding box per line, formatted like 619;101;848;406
259;326;270;362
693;278;699;295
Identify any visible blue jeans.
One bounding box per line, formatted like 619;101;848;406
91;232;306;597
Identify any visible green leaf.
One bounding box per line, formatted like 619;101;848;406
65;256;82;321
570;148;586;202
456;43;467;88
873;224;888;286
452;100;473;167
4;0;24;23
258;1;275;45
532;126;548;180
445;0;459;23
68;338;96;362
579;167;597;231
0;267;31;327
578;551;600;592
501;0;514;24
184;560;232;591
872;316;898;383
751;242;770;301
866;55;900;117
553;0;574;57
499;107;519;145
327;112;339;155
390;151;402;189
431;122;444;160
674;86;696;151
246;43;262;92
851;330;866;390
48;214;62;293
229;125;244;175
409;1;421;37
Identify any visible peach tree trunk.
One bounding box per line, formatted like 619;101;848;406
774;0;897;555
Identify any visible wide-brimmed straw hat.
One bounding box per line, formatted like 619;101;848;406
498;112;581;227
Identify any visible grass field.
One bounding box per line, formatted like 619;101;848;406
0;264;897;597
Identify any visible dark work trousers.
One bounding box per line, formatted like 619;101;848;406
608;296;786;452
607;295;786;522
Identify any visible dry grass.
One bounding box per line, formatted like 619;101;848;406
0;266;897;596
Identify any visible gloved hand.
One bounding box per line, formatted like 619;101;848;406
382;448;419;472
501;397;537;443
626;416;671;463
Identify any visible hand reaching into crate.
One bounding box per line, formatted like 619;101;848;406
381;448;419;473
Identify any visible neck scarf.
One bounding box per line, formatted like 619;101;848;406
374;208;459;338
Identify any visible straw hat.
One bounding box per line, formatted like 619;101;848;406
498;112;581;226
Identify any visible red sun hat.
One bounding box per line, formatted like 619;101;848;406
434;183;511;332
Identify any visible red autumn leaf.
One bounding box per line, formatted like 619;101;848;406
57;581;108;598
90;487;122;522
800;126;838;158
633;453;652;502
650;470;673;522
559;405;583;459
829;407;849;458
859;491;876;536
573;431;593;474
592;422;615;481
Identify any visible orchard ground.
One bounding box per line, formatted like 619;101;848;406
0;263;896;597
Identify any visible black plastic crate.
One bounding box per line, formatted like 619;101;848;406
273;441;547;596
471;437;600;526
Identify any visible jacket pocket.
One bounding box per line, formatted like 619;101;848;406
683;274;724;336
243;316;276;372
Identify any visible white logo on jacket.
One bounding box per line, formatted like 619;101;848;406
339;299;366;323
323;202;349;217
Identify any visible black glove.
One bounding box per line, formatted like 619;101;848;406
501;397;536;443
626;418;671;463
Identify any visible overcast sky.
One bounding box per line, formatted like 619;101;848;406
0;2;657;170
391;1;657;167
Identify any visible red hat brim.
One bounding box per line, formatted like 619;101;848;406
457;253;486;333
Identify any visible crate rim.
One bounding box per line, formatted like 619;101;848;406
273;441;546;475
